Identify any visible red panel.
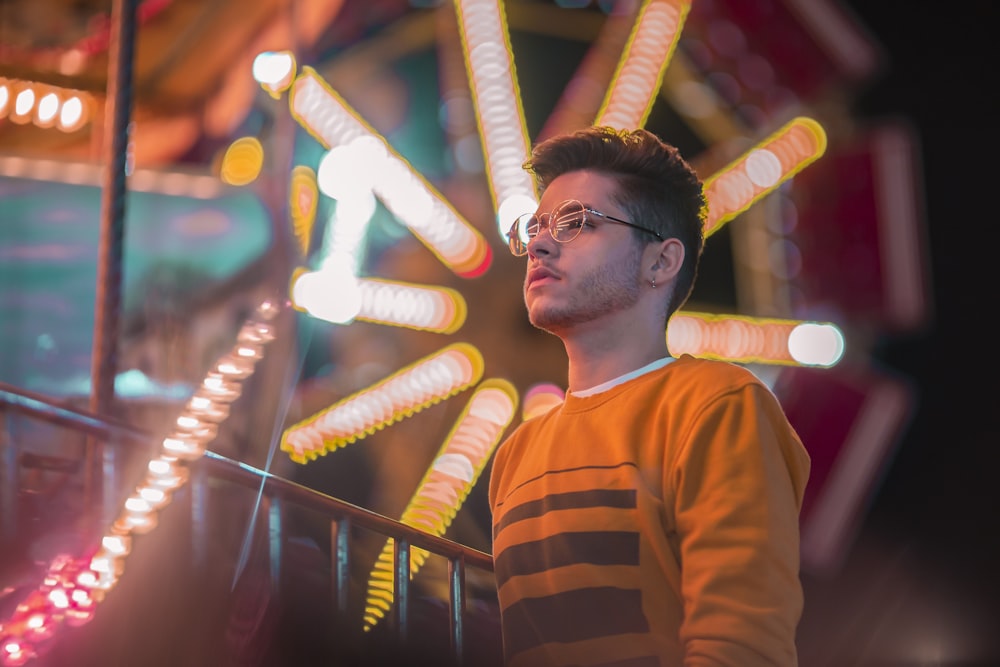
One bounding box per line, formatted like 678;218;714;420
789;122;930;332
688;0;838;98
773;363;916;573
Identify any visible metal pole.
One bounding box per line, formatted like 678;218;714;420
449;555;467;665
87;0;137;514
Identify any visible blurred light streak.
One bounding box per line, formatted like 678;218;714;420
595;0;692;131
0;156;227;199
702;116;827;236
355;278;467;334
280;342;486;463
289;67;490;276
669;311;844;367
362;378;518;629
453;0;537;238
292;273;467;334
536;0;639;142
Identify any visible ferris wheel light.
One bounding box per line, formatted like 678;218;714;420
363;378;518;630
788;323;846;367
253;50;296;95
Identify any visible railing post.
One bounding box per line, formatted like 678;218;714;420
0;408;16;541
87;0;137;517
330;517;351;618
393;538;411;643
190;463;209;570
268;495;283;599
449;555;467;665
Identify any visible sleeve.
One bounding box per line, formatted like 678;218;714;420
671;383;810;667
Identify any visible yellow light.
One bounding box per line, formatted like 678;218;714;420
123;496;152;514
362;379;518;629
289;165;318;257
219;136;264;186
101;534;131;557
162;434;206;460
215;353;256;379
136;485;169;509
113;509;157;535
47;589;69;610
57;95;86;131
12;87;34;122
0;78;90;131
281;343;486;463
35;92;60;126
200;372;244;402
144;461;189;491
702;116;827;236
186;394;230;423
596;0;692;130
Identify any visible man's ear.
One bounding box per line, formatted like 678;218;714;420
648;238;684;284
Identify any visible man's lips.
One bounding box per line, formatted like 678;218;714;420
526;266;558;289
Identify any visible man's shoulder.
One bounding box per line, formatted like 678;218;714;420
669;354;763;385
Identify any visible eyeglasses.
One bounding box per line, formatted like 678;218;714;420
506;199;662;256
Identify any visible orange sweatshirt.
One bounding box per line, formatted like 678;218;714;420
489;355;811;666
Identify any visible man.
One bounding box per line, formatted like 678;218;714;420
489;126;811;666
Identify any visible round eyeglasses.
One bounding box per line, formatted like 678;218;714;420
506;199;662;256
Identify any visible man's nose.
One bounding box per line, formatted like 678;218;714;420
526;220;555;257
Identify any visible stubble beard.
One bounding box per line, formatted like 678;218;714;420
526;249;643;335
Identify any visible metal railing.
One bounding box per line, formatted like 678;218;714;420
0;380;498;665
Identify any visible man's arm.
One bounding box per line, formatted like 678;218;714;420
672;383;810;666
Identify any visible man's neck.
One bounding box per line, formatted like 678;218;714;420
560;317;669;393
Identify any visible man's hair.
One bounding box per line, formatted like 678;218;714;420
523;126;707;317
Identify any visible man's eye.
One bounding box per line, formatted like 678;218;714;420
554;213;585;231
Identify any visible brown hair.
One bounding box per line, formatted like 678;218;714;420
524;126;706;317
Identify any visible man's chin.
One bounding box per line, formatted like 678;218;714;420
528;309;571;335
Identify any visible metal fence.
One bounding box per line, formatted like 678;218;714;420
0;381;499;666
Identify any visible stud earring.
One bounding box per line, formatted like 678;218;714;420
650;277;657;288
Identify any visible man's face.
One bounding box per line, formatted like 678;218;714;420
521;170;646;335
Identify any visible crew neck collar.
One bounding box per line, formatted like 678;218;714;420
571;356;675;397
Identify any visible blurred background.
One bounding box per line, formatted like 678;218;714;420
1;0;997;665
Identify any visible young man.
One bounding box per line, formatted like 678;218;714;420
489;126;811;667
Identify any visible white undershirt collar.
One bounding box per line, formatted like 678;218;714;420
571;356;675;397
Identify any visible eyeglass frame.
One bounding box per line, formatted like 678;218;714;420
506;199;663;257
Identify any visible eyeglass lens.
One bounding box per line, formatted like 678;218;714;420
508;200;587;255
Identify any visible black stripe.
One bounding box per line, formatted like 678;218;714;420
496;488;637;535
496;462;639;511
495;530;639;587
502;586;650;658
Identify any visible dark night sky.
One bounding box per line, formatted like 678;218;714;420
823;0;1000;651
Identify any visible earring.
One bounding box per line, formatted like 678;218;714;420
650;277;657;288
